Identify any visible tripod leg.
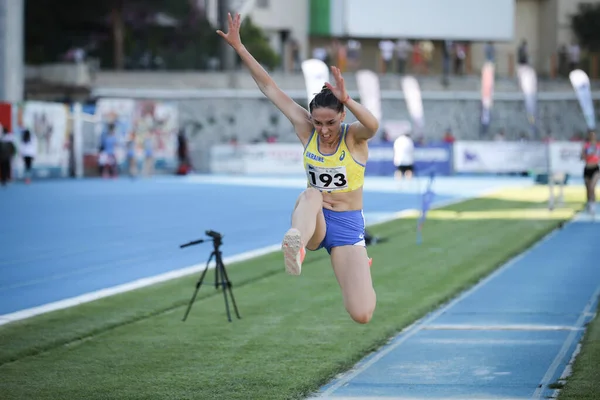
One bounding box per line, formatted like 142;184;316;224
182;251;215;322
218;255;241;320
214;251;235;322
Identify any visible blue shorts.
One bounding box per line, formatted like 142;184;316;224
317;209;366;254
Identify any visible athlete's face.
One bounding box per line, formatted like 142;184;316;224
589;131;596;143
311;107;345;145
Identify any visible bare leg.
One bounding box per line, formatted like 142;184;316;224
590;173;599;203
282;188;326;275
330;245;376;324
290;188;326;249
585;177;592;203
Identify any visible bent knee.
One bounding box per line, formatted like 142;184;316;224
350;309;374;324
302;187;323;203
347;296;376;324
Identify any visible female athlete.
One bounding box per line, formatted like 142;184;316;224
218;13;379;324
581;130;600;215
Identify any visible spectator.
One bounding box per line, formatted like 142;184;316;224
485;42;495;63
568;42;580;72
395;39;412;75
20;129;37;184
393;133;415;180
378;39;395;74
517;40;528;65
442;129;455;144
0;128;16;186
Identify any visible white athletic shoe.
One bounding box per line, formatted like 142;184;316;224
282;228;305;276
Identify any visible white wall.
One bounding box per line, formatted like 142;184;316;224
344;0;514;40
247;0;309;62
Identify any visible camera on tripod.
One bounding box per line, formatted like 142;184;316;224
205;230;222;240
179;230;241;323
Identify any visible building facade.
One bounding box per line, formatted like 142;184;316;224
208;0;600;77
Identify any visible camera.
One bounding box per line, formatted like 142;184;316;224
205;230;222;240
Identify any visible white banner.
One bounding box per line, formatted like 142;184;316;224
569;69;596;130
21;101;70;176
549;141;585;176
301;59;330;108
453;141;548;173
356;69;382;122
210;143;304;175
401;76;424;135
518;65;538;135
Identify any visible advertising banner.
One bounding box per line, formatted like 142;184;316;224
453;141;547;173
210;143;304;175
20;101;70;178
365;141;453;176
548;141;585;177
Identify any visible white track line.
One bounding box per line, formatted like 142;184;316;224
313;397;527;400
0;245;280;326
0;185;510;326
532;284;600;399
423;324;583;331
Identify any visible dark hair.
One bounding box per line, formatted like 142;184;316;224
309;85;344;113
22;129;31;143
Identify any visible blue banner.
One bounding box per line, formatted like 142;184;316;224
365;141;453;176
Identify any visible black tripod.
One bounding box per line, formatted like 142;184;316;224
180;230;241;322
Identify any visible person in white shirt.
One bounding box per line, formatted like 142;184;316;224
378;39;395;73
20;129;37;184
393;133;414;180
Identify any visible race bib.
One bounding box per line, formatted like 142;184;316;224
306;164;348;190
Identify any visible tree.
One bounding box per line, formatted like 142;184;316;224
24;0;278;71
571;3;600;51
239;17;280;71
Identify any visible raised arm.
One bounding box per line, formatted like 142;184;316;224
324;67;379;142
217;13;312;142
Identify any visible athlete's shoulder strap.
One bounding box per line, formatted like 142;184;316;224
341;123;350;139
304;128;316;152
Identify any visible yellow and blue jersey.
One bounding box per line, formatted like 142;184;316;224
302;124;365;193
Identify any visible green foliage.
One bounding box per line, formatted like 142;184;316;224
571;3;600;51
24;0;279;70
240;17;280;71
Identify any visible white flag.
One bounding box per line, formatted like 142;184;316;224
401;76;424;135
569;69;596;130
301;59;330;109
356;69;382;122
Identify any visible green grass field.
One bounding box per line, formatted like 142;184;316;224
557;304;600;399
0;186;595;400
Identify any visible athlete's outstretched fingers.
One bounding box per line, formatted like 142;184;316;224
330;246;376;324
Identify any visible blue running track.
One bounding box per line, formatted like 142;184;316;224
313;212;600;399
1;175;526;318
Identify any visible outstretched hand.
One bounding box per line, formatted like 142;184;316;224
324;66;349;103
216;12;243;50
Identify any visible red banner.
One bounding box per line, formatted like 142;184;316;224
0;102;11;132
